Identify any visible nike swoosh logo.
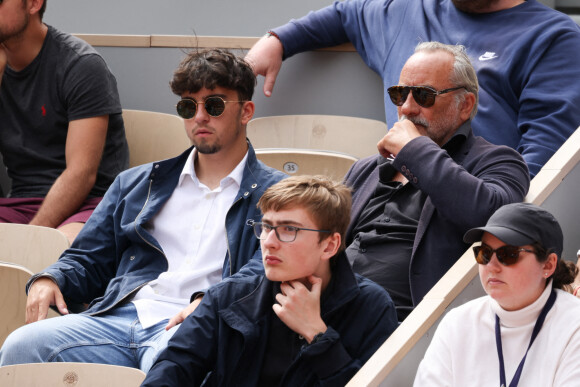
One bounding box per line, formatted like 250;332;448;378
479;54;498;61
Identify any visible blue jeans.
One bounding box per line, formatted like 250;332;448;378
0;303;178;372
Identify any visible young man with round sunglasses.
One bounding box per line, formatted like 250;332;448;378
0;0;129;243
246;0;580;178
0;49;286;372
143;175;398;386
343;42;530;321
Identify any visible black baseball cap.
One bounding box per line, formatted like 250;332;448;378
463;202;563;258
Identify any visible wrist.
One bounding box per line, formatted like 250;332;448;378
265;30;284;59
308;332;325;345
305;325;327;344
266;30;281;42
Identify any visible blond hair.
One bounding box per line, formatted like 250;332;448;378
258;175;352;251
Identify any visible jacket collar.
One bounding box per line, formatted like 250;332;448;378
136;140;264;226
149;138;259;174
237;140;267;199
220;251;360;334
147;139;264;195
442;119;470;154
443;120;473;165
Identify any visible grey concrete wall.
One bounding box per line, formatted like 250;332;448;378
43;0;387;121
87;46;385;121
44;0;334;36
43;0;564;35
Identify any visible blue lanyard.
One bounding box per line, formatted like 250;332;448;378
494;289;557;387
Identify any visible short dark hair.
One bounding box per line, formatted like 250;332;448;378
33;0;47;20
170;49;256;101
532;243;578;290
23;0;47;20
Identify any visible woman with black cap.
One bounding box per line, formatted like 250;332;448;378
414;202;580;386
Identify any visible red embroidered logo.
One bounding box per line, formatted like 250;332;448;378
41;105;46;116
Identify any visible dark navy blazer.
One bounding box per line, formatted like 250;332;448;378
344;121;530;305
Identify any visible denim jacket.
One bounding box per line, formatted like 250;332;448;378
27;142;286;315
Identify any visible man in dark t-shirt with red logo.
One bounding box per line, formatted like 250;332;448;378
0;0;128;243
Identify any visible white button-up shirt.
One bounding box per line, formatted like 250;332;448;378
132;148;248;328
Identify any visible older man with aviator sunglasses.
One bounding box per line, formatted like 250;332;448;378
0;48;286;372
342;42;530;321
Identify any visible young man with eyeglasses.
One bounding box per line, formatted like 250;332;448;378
246;0;580;178
143;175;398;386
342;42;530;321
0;0;129;243
0;49;286;372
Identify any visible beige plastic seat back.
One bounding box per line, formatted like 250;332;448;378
255;149;357;181
0;263;33;346
0;223;70;274
0;362;146;387
123;109;190;167
247;115;387;159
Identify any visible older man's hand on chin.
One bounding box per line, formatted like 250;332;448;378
377;118;422;159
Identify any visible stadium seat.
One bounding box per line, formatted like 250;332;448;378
122;109;190;168
247;115;387;159
0;362;146;387
255;148;357;181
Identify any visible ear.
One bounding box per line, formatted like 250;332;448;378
28;0;45;16
542;253;558;277
458;92;476;122
240;101;255;125
320;232;341;262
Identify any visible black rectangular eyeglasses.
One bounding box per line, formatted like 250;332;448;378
251;221;330;243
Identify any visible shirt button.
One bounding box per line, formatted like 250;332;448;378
384;217;390;222
244;192;249;197
251;183;257;189
130;256;135;260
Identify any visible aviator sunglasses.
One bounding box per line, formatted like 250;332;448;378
387;85;466;108
176;96;245;119
473;244;535;266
